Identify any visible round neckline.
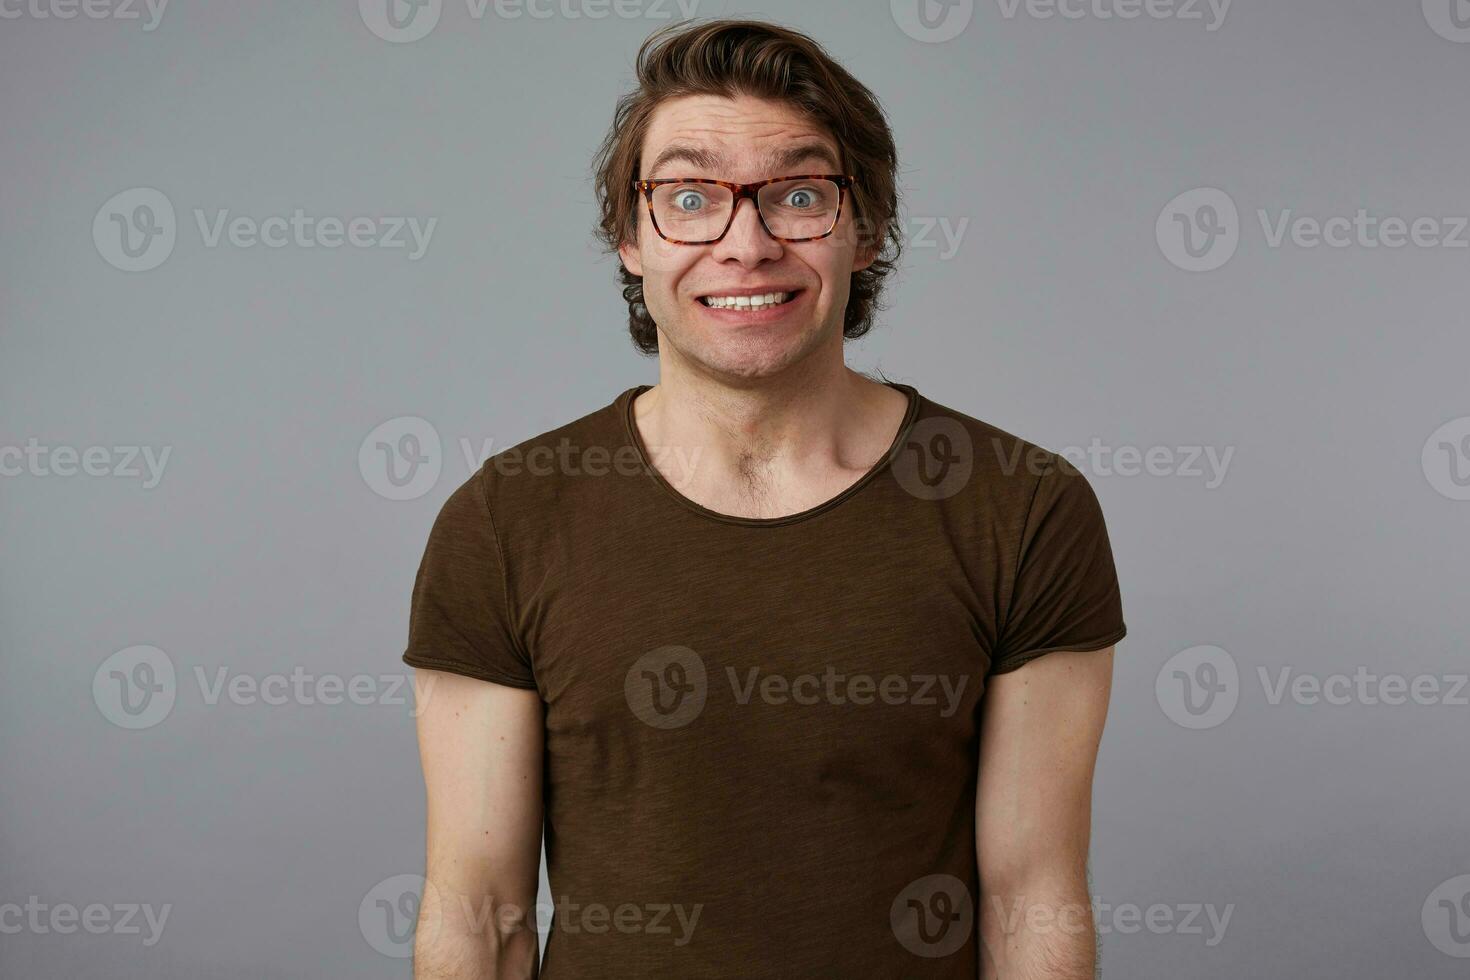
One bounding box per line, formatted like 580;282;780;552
621;380;922;528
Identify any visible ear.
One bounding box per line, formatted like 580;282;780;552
847;211;880;273
619;239;644;278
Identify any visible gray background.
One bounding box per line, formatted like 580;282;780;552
3;0;1469;976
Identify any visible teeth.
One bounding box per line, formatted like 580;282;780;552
700;291;792;309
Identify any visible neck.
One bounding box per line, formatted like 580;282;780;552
632;346;910;519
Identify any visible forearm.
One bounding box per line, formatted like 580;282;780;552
978;874;1096;980
413;879;539;979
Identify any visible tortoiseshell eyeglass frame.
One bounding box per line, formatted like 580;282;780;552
632;174;858;245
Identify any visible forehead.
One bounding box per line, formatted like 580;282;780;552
639;93;842;179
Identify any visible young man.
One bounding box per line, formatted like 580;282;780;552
404;19;1125;979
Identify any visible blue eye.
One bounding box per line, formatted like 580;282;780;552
785;189;815;209
674;190;708;212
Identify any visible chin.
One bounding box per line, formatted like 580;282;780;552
671;320;830;383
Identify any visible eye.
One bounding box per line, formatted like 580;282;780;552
783;188;816;209
673;189;708;213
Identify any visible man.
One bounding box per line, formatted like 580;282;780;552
403;18;1125;978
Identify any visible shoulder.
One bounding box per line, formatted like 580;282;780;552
457;387;644;527
906;390;1091;518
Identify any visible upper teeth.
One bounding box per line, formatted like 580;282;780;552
701;292;791;309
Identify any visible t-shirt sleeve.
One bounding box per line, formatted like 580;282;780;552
401;468;537;689
988;457;1126;676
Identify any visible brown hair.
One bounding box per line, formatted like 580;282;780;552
591;18;902;355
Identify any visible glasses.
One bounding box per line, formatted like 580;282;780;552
633;174;856;245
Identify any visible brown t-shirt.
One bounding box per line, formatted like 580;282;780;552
403;382;1126;978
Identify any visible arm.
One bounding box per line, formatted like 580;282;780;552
975;646;1114;979
411;668;544;979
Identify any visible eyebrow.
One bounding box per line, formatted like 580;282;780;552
643;140;842;179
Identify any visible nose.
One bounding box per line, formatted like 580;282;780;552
711;196;783;267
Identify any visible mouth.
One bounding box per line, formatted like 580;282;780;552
696;289;802;312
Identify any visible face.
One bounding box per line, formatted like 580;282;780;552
619;93;873;382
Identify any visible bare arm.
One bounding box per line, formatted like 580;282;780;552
411;668;544;979
976;647;1114;979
